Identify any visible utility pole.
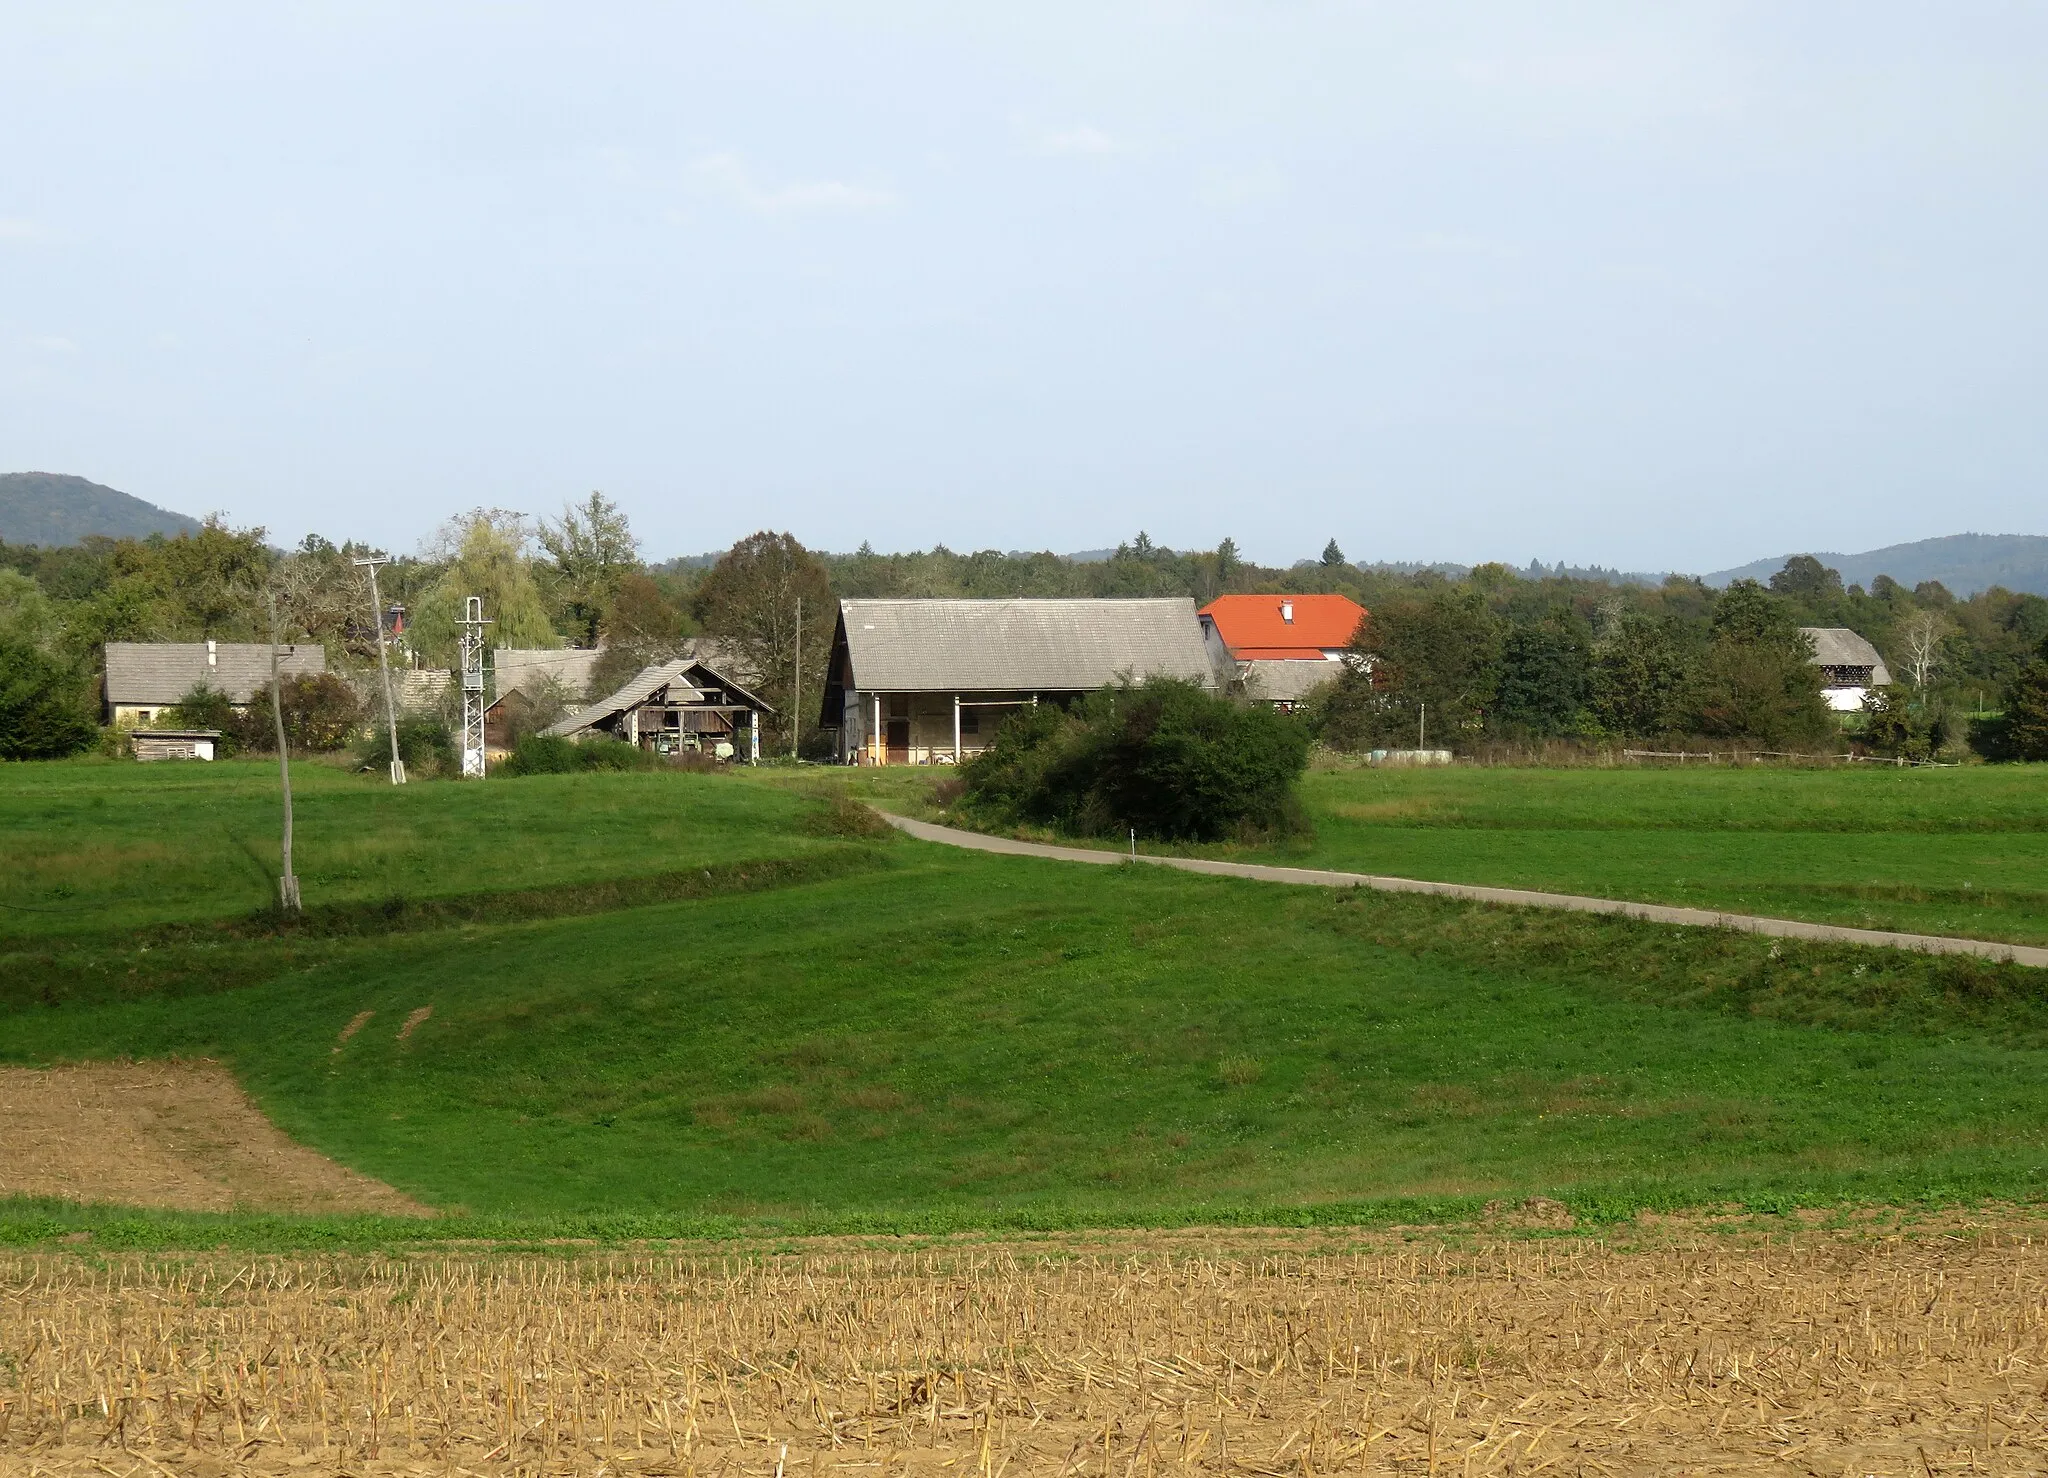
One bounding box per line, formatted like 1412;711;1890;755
458;595;492;778
352;554;406;784
265;591;301;913
1418;701;1427;751
792;595;802;760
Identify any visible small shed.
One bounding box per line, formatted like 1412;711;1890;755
103;640;326;725
130;729;222;762
543;659;772;761
1800;627;1894;712
820;597;1216;765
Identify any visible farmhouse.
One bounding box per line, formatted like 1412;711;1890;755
1198;594;1366;710
821;598;1216;765
102;640;326;726
542;658;772;760
1800;627;1894;712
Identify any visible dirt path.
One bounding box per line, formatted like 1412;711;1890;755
883;811;2048;968
0;1060;432;1216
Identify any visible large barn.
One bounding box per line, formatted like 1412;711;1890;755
1800;627;1894;712
819;598;1216;765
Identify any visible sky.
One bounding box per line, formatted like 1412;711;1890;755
3;3;2045;572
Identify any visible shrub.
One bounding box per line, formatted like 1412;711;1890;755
579;736;655;771
961;677;1310;842
234;673;362;752
357;716;458;775
500;732;658;776
1975;658;2048;762
0;638;96;760
502;734;583;775
1859;685;1920;759
164;682;241;756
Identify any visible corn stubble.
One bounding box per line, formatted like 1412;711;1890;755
3;1230;2045;1475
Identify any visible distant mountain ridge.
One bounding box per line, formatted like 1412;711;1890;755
0;472;203;545
1706;533;2048;599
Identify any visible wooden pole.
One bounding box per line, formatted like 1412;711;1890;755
354;556;406;784
792;596;802;760
266;592;301;913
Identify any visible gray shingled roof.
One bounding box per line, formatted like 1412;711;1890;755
103;642;326;705
1239;658;1345;703
493;647;603;703
1799;627;1893;685
544;660;706;737
839;598;1214;692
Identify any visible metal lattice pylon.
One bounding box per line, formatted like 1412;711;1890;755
458;595;492;778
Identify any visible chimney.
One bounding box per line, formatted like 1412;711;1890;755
1280;601;1294;624
206;639;217;667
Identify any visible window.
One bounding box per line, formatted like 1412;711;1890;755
888;696;910;719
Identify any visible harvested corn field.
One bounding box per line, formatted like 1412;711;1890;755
5;1225;2048;1475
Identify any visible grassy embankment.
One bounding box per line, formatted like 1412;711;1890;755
4;758;2048;1247
869;763;2048;947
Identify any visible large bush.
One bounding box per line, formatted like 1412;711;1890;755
164;682;242;755
1975;654;2048;762
500;733;657;776
356;715;458;775
233;673;363;752
960;677;1309;842
0;638;96;760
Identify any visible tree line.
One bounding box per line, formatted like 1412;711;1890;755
4;512;2046;762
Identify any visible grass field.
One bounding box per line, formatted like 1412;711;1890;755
1287;764;2048;945
0;758;843;939
892;762;2048;947
6;757;2048;1241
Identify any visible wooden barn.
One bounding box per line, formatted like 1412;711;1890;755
542;658;772;761
819;598;1216;765
1801;627;1895;712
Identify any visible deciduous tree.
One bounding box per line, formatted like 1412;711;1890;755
410;510;561;663
691;532;834;748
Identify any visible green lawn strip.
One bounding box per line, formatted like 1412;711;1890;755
3;1164;2043;1252
1296;763;2048;834
9;854;2048;1221
0;844;891;1012
0;760;838;939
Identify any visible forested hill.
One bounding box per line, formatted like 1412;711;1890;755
0;472;202;545
1709;534;2048;599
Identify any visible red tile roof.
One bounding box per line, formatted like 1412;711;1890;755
1199;594;1366;660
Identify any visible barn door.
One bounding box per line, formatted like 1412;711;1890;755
886;718;910;763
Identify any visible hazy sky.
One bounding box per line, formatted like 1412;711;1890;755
4;4;2044;570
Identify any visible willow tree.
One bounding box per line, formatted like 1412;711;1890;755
408;510;561;664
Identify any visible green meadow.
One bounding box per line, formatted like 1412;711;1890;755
896;762;2048;947
4;757;2048;1244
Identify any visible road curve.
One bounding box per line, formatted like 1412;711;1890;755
879;812;2048;970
